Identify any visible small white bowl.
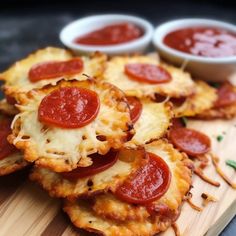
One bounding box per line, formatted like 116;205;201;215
60;14;154;55
153;19;236;82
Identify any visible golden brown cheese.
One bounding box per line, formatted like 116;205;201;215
92;140;192;222
196;103;236;119
64;199;175;236
0;99;18;116
9;79;133;172
173;80;218;117
102;56;195;98
126;100;173;148
30;149;147;198
0;47;106;97
0;152;28;176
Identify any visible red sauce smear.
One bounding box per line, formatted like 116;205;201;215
6;94;17;105
38;87;100;128
74;23;143;46
164;27;236;57
125;63;172;84
29;58;83;82
0;118;18;160
115;152;171;204
61;151;118;180
169;127;211;156
126;96;143;124
214;82;236;108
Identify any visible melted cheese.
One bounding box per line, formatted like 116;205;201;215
0;99;18;116
9;80;132;172
174;80;217;117
126;100;172;147
0;47;106;96
102;56;195;98
31;151;146;198
91;140;192;222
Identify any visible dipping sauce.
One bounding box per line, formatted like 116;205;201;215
74;23;143;46
163;27;236;57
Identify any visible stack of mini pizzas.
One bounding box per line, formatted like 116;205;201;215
0;47;236;236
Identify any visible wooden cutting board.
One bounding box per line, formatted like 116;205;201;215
0;117;236;236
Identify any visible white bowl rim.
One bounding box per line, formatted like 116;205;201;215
60;14;154;53
153;18;236;64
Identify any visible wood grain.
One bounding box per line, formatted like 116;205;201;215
0;118;235;236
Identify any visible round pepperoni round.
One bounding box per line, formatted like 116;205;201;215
214;83;236;108
29;58;83;82
0;119;18;160
124;63;172;84
115;152;171;204
61;151;118;180
169;127;211;156
126;96;142;124
38;87;100;128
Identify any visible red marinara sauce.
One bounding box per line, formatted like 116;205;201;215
164;27;236;57
74;23;143;46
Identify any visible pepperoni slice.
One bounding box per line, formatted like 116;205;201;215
126;96;142;123
38;87;100;128
169;127;211;156
124;63;172;84
0;118;18;160
115;152;171;204
214;82;236;108
61;151;118;180
28;58;83;82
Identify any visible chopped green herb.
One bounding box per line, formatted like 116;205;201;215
181;117;188;127
209;82;221;88
216;135;223;142
226;160;236;170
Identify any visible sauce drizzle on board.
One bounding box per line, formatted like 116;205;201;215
164;27;236;57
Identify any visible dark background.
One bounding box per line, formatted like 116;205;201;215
0;0;235;235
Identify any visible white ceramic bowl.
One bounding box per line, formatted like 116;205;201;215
60;14;154;55
153;19;236;82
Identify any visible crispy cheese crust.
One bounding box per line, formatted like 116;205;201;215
174;80;218;117
30;148;147;198
0;99;18;116
9;79;133;172
196;103;236;119
63;199;175;236
126;100;173;148
102;56;195;98
92;140;192;222
63;140;192;236
0;47;106;97
0;152;28;176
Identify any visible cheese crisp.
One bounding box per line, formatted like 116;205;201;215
126;100;173;147
0;99;18;116
102;55;195;98
0;152;28;176
63;140;192;236
30;149;147;198
174;80;218;117
0;47;106;97
9;79;133;172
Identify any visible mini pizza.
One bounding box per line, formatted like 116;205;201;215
102;55;195;98
0;47;106;97
9;79;133;172
63;140;192;236
196;82;236;119
30;149;147;198
125;97;173;147
0;116;27;176
173;80;217;117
